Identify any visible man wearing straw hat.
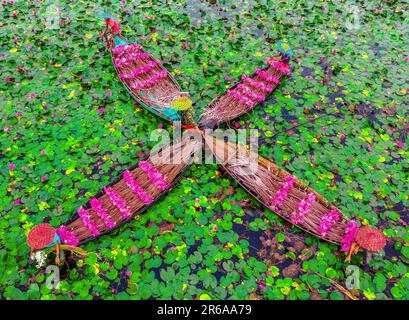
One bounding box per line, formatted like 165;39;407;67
27;223;61;265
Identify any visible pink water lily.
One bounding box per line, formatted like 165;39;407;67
78;207;100;237
270;175;296;210
104;187;132;219
341;220;359;252
89;197;116;229
56;225;79;247
123;170;153;205
138;161;170;190
291;193;316;225
228;89;254;108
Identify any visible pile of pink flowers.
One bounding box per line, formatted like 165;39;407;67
112;43;142;57
228;89;254;107
341;220;359;252
89;197;116;229
114;52;150;68
291;192;316;225
138;161;169;190
104;187;132;219
237;84;266;103
56;225;79;247
78;207;100;237
270;61;291;75
242;75;274;93
123;170;153;204
255;69;281;84
270;175;296;210
318;209;340;237
118;60;158;80
130;70;167;90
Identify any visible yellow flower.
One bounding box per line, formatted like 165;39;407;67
66;90;76;100
93;263;100;275
65;168;75;175
281;286;291;295
111;247;119;257
171;96;192;111
38;201;49;211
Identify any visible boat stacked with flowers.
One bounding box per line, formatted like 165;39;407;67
198;51;291;128
111;38;189;122
203;135;386;261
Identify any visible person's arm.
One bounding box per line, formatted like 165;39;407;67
99;24;108;40
55;242;60;265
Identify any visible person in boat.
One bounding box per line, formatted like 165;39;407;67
27;223;61;265
99;14;128;48
266;41;292;65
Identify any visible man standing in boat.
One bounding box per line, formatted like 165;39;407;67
99;13;128;48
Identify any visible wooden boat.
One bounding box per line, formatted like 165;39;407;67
111;36;189;123
203;134;386;259
204;134;350;245
198;54;291;128
55;132;201;246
